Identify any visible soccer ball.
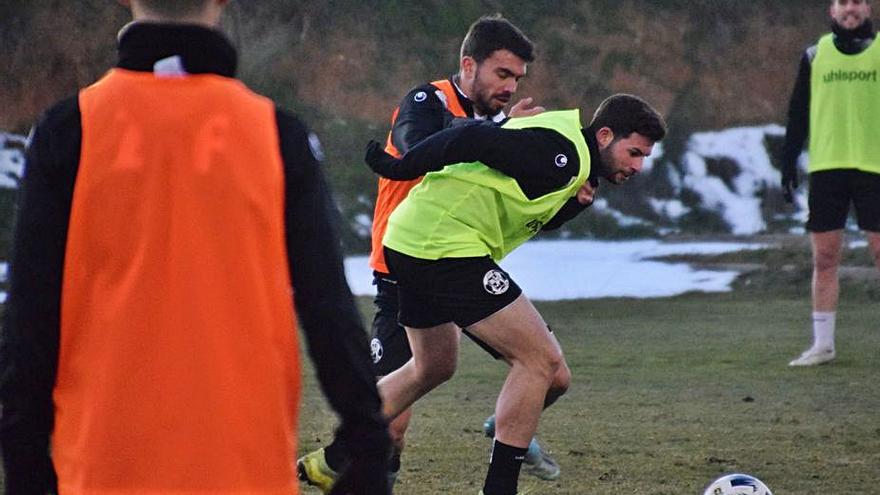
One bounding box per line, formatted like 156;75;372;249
703;473;773;495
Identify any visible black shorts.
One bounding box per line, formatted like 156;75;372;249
383;247;522;355
369;272;412;376
807;169;880;233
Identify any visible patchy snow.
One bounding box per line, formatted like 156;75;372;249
0;123;811;239
680;125;785;235
849;239;868;249
352;213;372;238
591;198;652;227
640;141;663;174
0;124;823;304
344;239;765;301
0;132;27;189
649;197;689;220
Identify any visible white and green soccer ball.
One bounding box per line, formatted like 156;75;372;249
703;473;773;495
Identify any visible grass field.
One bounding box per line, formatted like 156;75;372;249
298;277;879;494
0;243;875;494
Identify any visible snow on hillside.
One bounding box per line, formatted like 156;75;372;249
346;239;765;300
683;125;783;234
681;125;807;234
0;132;26;189
0;125;795;300
0;124;808;237
520;124;809;239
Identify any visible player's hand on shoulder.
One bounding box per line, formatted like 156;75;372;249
508;97;545;118
576;180;597;206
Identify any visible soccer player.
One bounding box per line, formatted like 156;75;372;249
366;94;666;495
781;0;880;366
0;1;390;494
297;14;559;492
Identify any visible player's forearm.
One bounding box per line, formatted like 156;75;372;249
283;155;386;443
367;123;483;180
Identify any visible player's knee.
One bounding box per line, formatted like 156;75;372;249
529;346;564;384
434;359;458;383
813;247;841;272
544;362;570;409
550;360;571;396
415;359;456;388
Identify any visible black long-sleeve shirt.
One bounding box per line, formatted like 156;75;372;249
0;23;387;492
781;21;876;174
366;120;601;230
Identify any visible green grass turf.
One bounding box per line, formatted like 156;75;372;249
298;288;879;495
0;252;874;494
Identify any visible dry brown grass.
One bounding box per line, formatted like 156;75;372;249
3;2;834;132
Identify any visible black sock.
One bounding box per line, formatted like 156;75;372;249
324;437;348;472
483;439;527;495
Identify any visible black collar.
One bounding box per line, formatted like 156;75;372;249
581;126;603;186
831;19;876;55
449;74;506;120
449;74;476;118
117;22;237;77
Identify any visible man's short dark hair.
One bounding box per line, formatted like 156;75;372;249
589;94;667;142
137;0;209;16
460;15;535;64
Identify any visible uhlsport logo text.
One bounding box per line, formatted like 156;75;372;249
823;69;878;83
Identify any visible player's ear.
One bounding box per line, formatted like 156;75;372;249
595;127;615;150
460;56;477;79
